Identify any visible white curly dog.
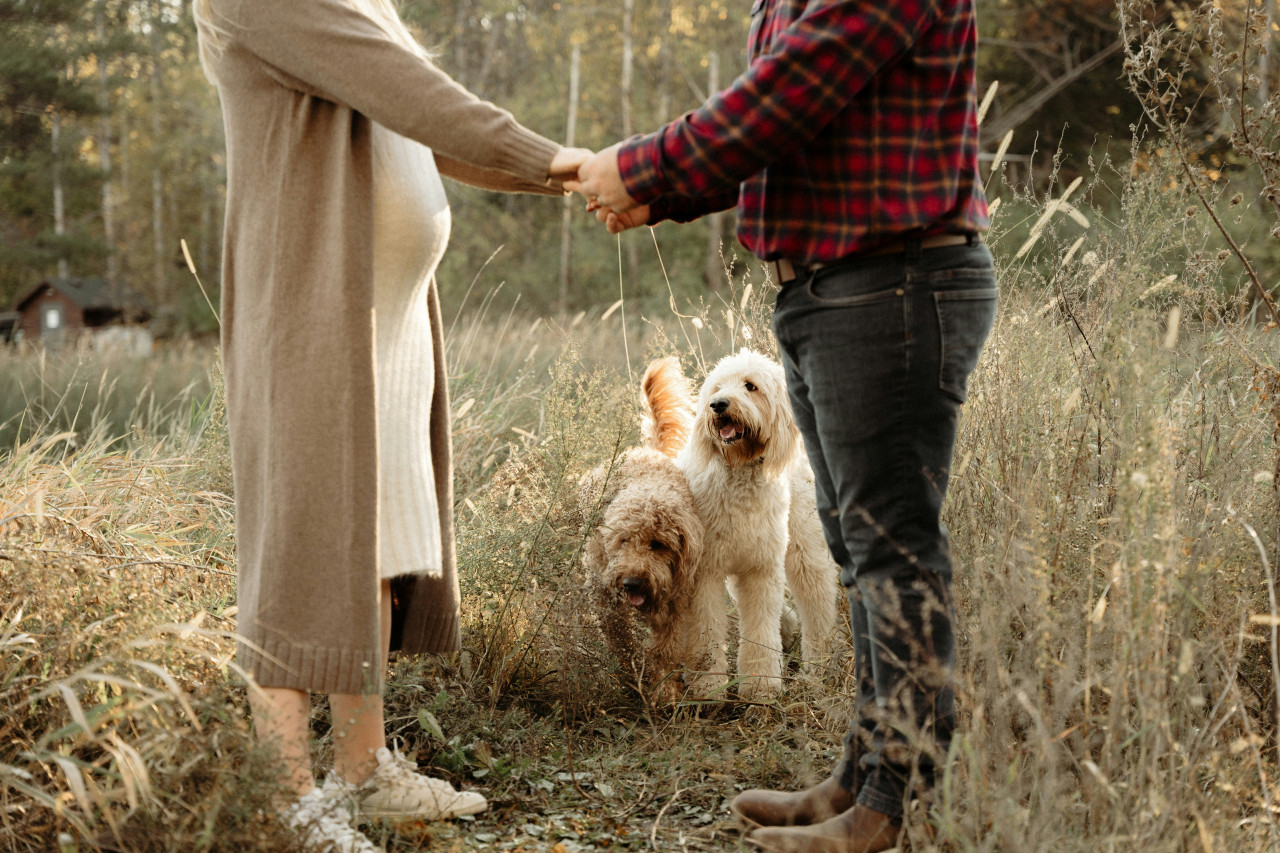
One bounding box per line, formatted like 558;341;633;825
678;348;841;699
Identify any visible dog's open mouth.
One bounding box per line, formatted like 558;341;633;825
715;417;746;444
621;578;650;608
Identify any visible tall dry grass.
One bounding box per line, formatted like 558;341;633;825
0;343;218;452
0;426;295;851
2;146;1279;850
938;153;1280;850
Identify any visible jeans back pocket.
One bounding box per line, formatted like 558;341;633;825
935;287;997;403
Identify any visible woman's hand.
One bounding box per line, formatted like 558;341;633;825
563;143;638;212
549;147;594;181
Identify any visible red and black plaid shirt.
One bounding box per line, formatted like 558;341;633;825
616;0;989;265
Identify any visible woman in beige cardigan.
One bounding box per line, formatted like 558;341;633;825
195;0;587;848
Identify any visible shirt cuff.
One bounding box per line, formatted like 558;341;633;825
617;132;669;206
647;196;703;224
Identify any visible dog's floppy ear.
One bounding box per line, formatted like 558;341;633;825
671;509;704;587
760;361;801;478
583;525;609;577
684;397;720;471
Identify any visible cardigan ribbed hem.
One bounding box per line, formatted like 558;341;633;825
392;569;462;655
238;631;385;696
492;126;560;190
405;608;462;655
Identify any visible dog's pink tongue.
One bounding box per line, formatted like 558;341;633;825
628;593;647;607
720;425;738;440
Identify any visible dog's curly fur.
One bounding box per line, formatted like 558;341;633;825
583;352;841;702
678;348;841;699
581;358;707;700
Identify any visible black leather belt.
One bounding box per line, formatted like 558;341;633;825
768;233;980;286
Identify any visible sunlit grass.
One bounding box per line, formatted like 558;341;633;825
2;152;1279;850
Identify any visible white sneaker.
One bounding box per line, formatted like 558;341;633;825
324;746;488;822
283;787;379;852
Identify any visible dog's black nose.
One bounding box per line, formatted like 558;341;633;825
621;577;643;592
710;399;728;414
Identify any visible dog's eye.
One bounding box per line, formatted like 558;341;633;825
745;381;757;392
649;539;666;552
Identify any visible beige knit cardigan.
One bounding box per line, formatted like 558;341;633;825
200;0;563;695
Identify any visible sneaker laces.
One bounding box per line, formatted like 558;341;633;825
356;744;487;819
367;745;462;798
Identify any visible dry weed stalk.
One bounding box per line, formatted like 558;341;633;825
1119;0;1280;373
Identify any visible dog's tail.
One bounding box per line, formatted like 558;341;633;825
641;356;694;458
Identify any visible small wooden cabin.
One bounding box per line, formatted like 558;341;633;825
12;278;152;348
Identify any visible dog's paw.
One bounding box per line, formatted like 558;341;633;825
681;671;731;702
737;674;783;702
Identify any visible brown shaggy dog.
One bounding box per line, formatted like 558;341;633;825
581;358;707;700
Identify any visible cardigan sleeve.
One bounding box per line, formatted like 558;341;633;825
433;153;565;196
209;0;560;185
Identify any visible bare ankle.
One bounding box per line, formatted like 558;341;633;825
333;745;383;786
272;782;316;813
333;761;375;786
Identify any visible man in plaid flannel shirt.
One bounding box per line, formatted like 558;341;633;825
570;0;996;850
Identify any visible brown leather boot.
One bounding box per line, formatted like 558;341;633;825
731;777;856;827
746;805;901;853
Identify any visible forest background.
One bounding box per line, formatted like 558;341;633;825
0;0;1231;326
9;1;1280;851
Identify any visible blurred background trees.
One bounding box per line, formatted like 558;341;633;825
0;0;1273;331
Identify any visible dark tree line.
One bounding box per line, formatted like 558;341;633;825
4;0;1199;329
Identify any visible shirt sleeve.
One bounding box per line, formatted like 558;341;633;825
618;0;940;204
208;0;560;185
647;189;740;225
618;135;740;222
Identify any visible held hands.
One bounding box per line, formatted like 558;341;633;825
564;143;634;211
549;147;594;181
550;145;647;233
563;143;649;234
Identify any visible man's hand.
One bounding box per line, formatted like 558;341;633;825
587;201;651;234
563;143;638;212
549;147;594;181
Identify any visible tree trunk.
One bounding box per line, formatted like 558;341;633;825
452;0;469;87
621;0;641;285
621;0;634;138
980;41;1122;145
199;156;215;285
658;0;673;120
52;110;69;280
151;4;167;306
704;51;725;291
559;43;581;314
96;0;117;284
473;17;503;100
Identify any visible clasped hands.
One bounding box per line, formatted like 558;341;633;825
549;144;650;235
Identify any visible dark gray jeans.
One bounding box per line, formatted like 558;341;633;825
772;238;997;818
